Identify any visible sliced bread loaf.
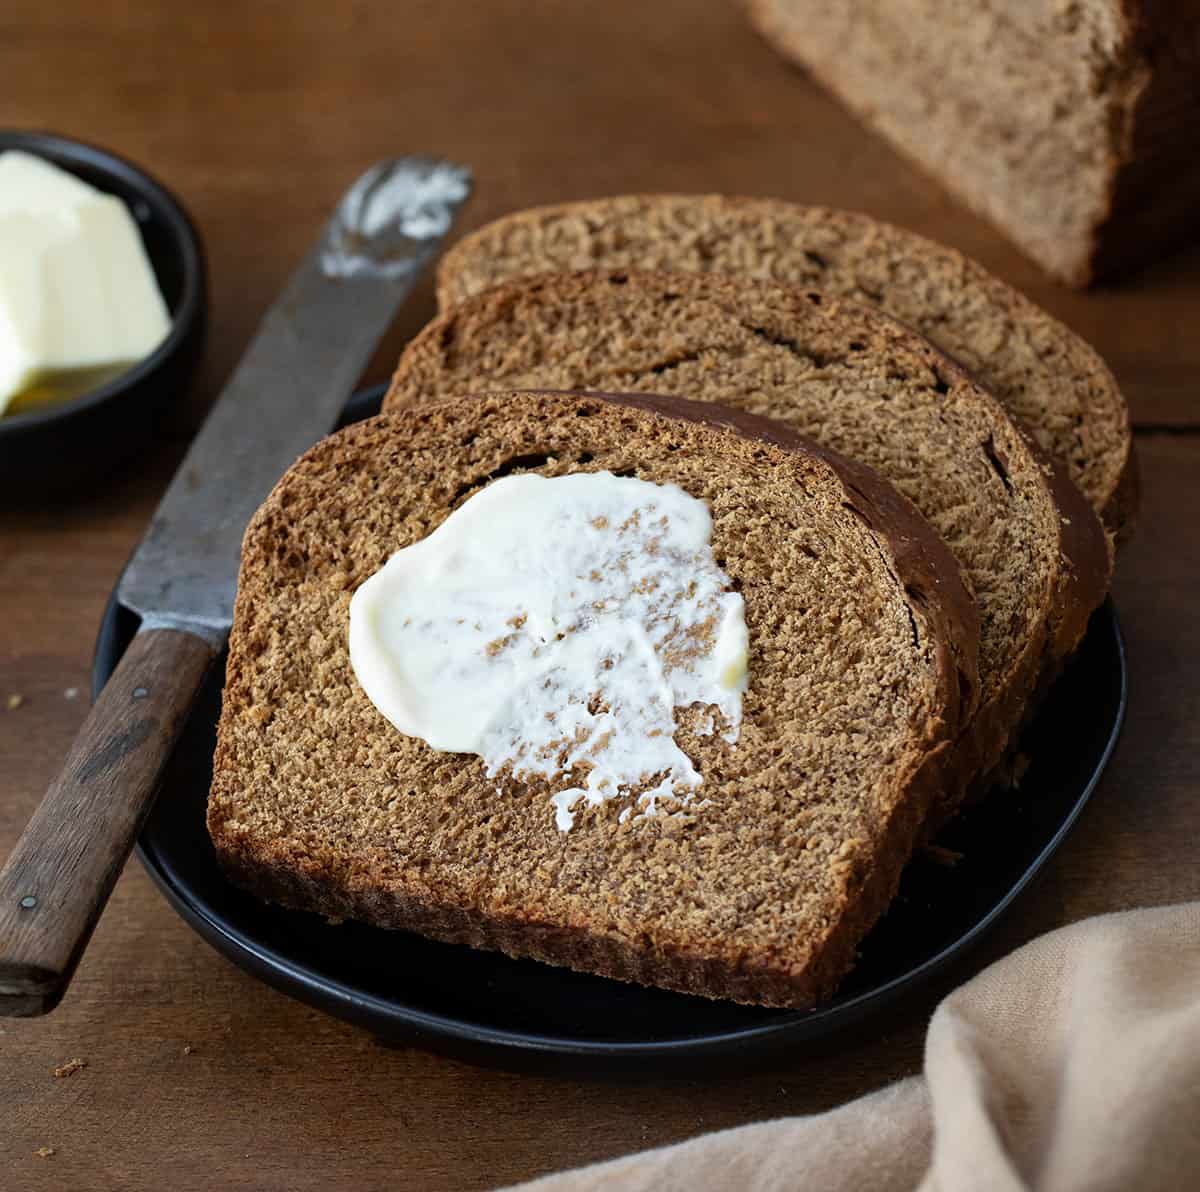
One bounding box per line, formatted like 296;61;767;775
748;0;1200;287
433;194;1136;540
209;391;978;1008
385;270;1112;820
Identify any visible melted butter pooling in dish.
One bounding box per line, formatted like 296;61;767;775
349;471;749;830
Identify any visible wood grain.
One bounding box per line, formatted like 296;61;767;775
0;628;214;1016
0;1;1198;1187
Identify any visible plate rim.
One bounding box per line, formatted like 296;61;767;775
95;387;1129;1062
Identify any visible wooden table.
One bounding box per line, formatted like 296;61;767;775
3;3;1198;1187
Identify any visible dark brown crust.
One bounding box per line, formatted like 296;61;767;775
930;412;1112;822
1037;435;1115;660
1082;3;1200;285
209;391;980;1009
584;389;981;727
1104;439;1141;552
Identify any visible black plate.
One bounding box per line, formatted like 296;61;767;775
93;385;1127;1067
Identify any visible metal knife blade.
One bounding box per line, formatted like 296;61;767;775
119;156;472;644
0;157;471;1016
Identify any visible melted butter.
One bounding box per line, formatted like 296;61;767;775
5;361;135;416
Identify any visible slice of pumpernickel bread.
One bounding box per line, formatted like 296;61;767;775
209;391;979;1009
433;195;1136;540
385;270;1112;822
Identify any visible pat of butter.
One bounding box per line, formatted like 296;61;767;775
349;471;750;830
0;151;171;415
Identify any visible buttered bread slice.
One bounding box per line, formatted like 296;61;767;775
434;195;1136;540
385;271;1111;823
209;391;977;1008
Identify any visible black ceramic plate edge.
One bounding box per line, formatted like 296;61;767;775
93;385;1128;1067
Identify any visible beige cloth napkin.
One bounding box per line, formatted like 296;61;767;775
508;903;1200;1191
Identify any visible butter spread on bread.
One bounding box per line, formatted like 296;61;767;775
348;471;748;830
209;391;978;1008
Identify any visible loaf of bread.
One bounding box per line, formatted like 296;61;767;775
748;0;1200;286
433;194;1136;540
208;391;979;1008
385;270;1112;826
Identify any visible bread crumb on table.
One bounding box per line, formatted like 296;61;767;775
6;693;24;710
34;1147;55;1158
52;1058;86;1078
183;1044;195;1056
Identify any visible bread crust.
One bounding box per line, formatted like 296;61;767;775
593;389;980;728
209;391;979;1009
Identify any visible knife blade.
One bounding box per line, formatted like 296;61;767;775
122;156;472;642
0;157;471;1015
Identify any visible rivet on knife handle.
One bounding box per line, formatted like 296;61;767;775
0;157;471;1015
0;629;214;1015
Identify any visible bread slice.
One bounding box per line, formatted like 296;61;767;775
209;391;979;1009
433;194;1136;540
748;0;1200;287
385;270;1112;823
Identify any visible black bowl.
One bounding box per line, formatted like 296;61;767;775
0;130;207;501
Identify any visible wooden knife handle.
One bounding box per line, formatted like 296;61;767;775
0;627;216;1016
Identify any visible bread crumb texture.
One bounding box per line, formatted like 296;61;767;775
435;194;1134;537
209;392;974;1007
746;2;1200;288
387;270;1111;822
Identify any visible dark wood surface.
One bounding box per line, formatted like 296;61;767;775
1;2;1197;1187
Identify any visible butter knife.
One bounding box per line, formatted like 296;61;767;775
0;157;472;1015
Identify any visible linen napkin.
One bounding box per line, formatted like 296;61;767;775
507;902;1200;1191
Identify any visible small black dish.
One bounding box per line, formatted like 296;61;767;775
92;386;1128;1071
0;130;207;501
